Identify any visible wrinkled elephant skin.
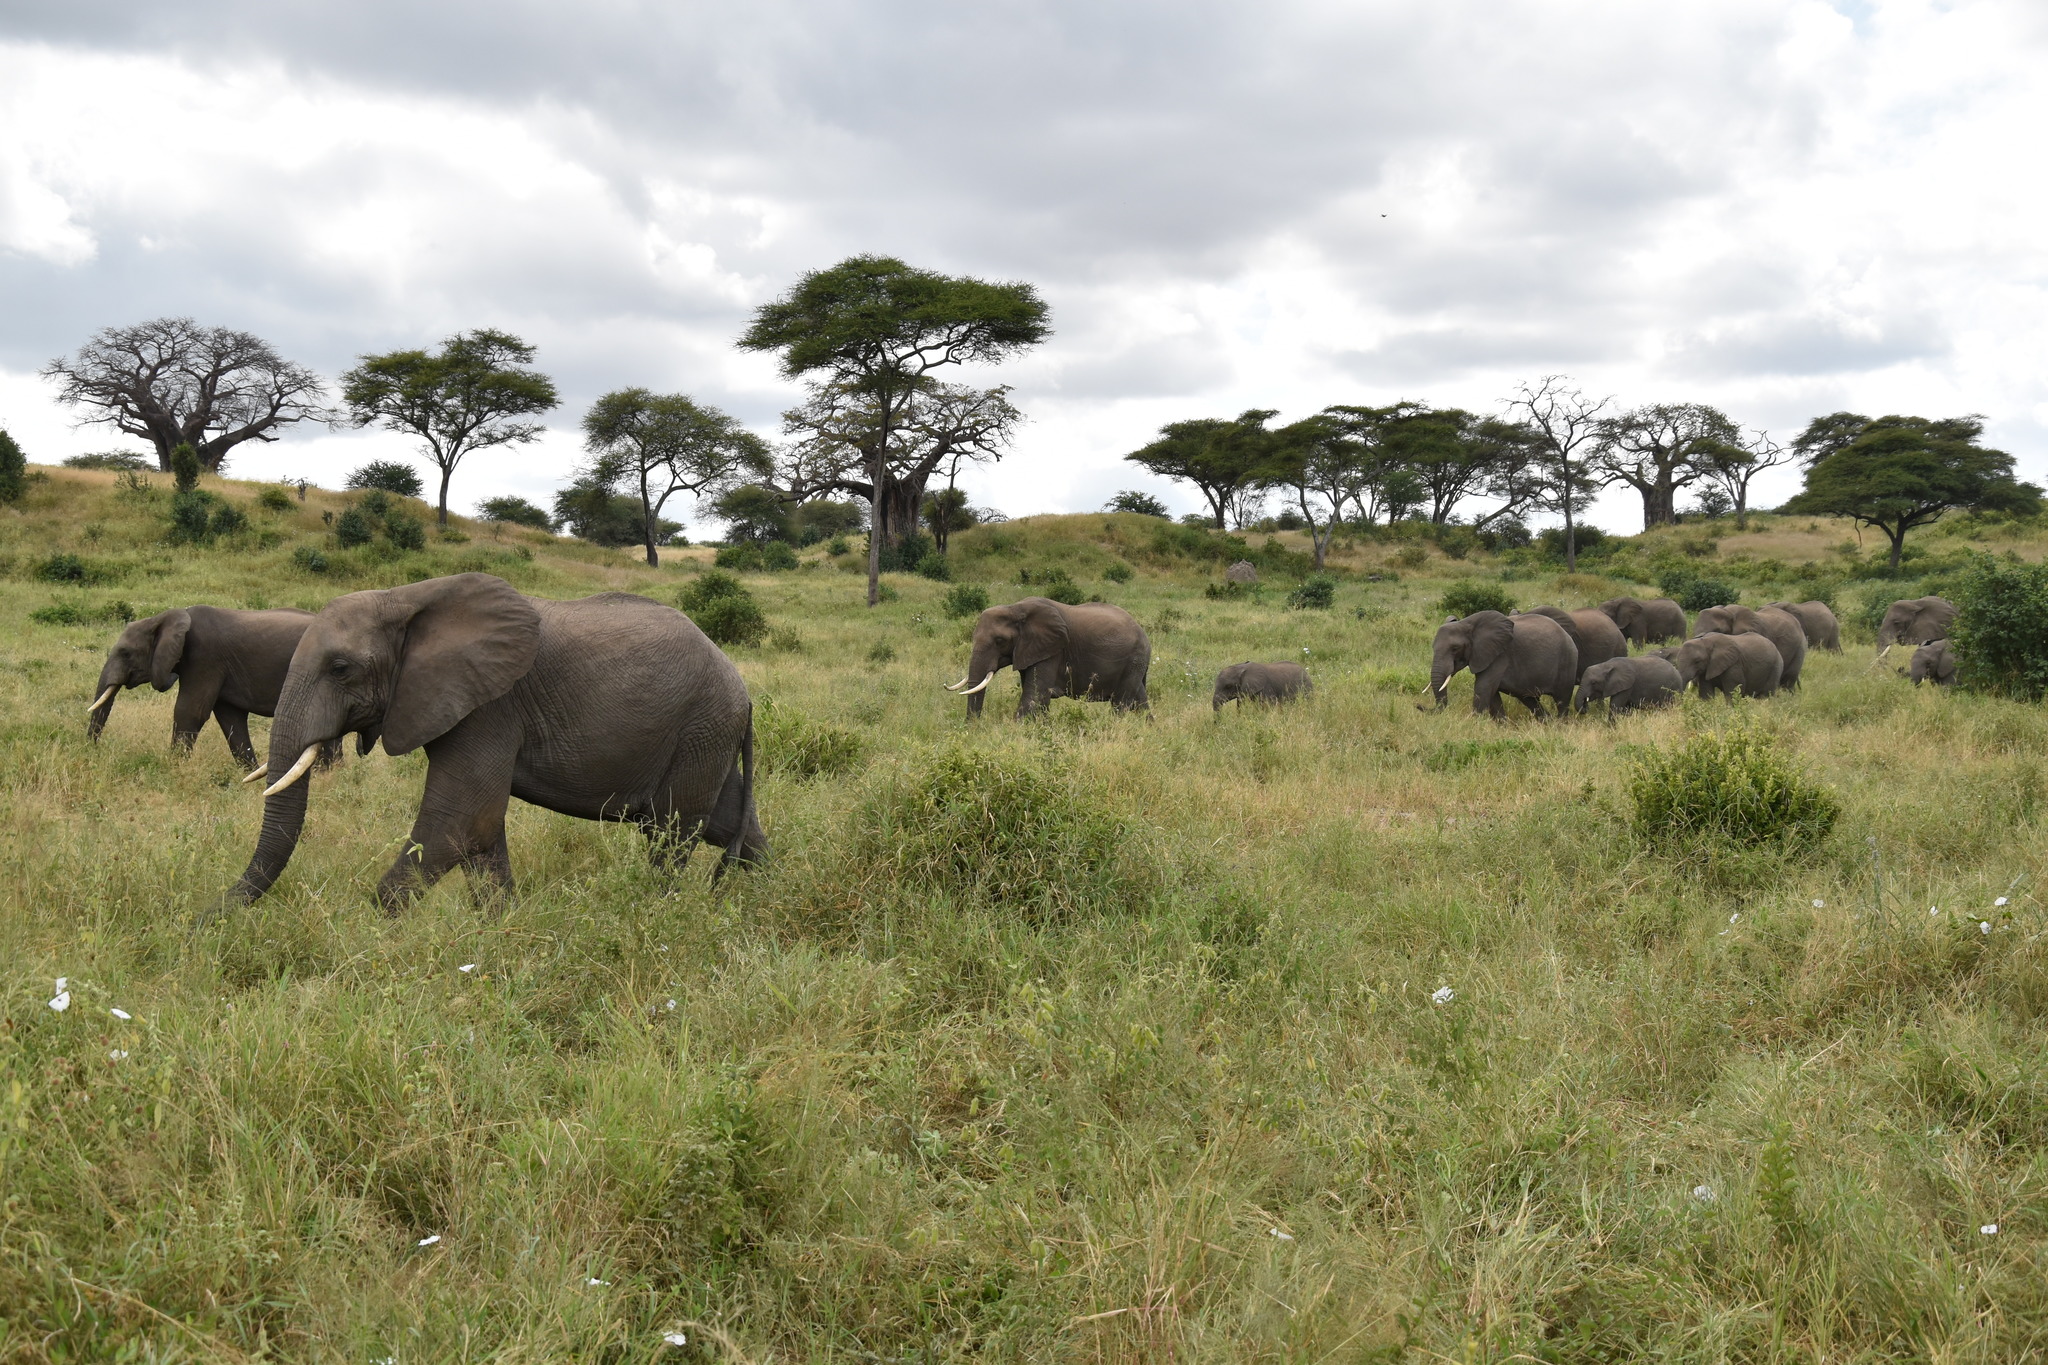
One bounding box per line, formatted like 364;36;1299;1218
1573;656;1682;717
1669;631;1783;699
1691;604;1808;690
956;597;1151;719
1425;610;1578;719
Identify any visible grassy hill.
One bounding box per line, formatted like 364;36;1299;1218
4;467;2048;1360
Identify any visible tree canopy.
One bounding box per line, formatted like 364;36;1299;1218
1593;402;1739;529
43;318;330;474
1124;410;1277;530
341;330;558;526
1504;376;1611;571
579;388;771;567
1781;415;2040;568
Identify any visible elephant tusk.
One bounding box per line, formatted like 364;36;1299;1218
240;762;270;784
261;744;321;798
87;686;118;712
943;674;970;691
958;672;997;696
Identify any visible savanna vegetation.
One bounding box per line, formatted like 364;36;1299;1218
4;464;2048;1361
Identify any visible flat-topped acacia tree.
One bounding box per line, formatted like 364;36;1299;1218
739;255;1049;607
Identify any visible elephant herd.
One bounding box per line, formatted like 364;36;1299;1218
1425;592;1962;719
82;575;1965;916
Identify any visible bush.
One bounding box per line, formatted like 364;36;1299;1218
291;546;330;574
168;490;214;544
257;486;296;513
762;541;799;571
715;542;765;571
853;745;1150;921
1536;525;1611;561
1287;574;1336;610
30;599;134;626
35;553;87;583
61;450;151;472
1951;557;2048;701
334;506;375;549
1104;561;1134;584
867;640;897;664
1105;490;1170;518
1677;578;1739;612
1476;519;1531;552
382;510;427;552
477;495;553;530
825;536;850;557
914;552;951;581
943;583;990;619
1627;724;1839;852
754;699;865;780
345;460;425;497
876;531;934;574
208;501;248;538
1437;580;1516;617
679;570;748;611
689;595;768;648
1017;566;1083;605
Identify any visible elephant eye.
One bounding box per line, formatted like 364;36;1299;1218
327;657;352;678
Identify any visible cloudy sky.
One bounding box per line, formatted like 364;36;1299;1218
1;0;2043;536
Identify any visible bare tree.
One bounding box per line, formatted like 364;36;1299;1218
42;317;331;473
1702;427;1797;530
1505;376;1612;571
1593;402;1740;529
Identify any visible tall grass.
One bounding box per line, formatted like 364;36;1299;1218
3;469;2048;1358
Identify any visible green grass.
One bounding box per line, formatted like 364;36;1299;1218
5;468;2048;1359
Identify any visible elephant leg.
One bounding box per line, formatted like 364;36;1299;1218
170;686;213;753
458;826;516;911
1472;681;1505;719
213;703;257;768
640;814;702;875
376;727;518;915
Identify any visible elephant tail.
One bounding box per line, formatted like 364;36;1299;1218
713;705;768;878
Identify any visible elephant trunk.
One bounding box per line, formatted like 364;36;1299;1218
1573;685;1589;715
219;688;343;910
224;775;311;908
1426;652;1456;709
86;664;123;741
962;646;1002;718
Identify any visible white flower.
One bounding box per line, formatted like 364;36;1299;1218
1693;1185;1716;1203
1982;921;1993;935
665;999;678;1012
1996;897;2010;907
1981;1223;1999;1235
1812;899;1824;908
1931;906;1941;916
109;1008;131;1021
586;1278;609;1286
48;991;70;1012
1269;1228;1295;1241
108;1050;127;1061
663;1332;689;1347
1430;986;1454;1005
458;964;477;974
1729;913;1740;924
417;1234;441;1247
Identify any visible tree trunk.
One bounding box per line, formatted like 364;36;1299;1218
1733;481;1749;531
866;448;884;608
436;462;453;528
639;469;660;568
1886;525;1906;571
1564;499;1578;572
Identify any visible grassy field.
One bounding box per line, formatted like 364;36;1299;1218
4;466;2048;1362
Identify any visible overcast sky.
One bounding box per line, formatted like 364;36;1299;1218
2;0;2043;536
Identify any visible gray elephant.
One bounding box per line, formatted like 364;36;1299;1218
948;597;1151;718
1213;661;1312;710
220;573;765;916
1423;610;1578;718
1668;631;1783;699
1908;639;1956;686
1519;605;1627;677
1764;600;1841;652
1573;656;1683;717
1692;604;1808;690
1877;596;1957;654
1598;596;1688;647
88;606;339;770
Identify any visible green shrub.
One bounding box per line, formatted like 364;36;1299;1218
679;570;747;611
914;552;951;581
333;506;375;549
715;542;766;571
477;495;553;530
257;486;296;513
169;442;201;494
689;595;768;648
762;541;799;571
853;745;1151;921
876;531;934;573
1437;580;1516;617
1287;574;1336;610
382;511;427;552
1951;556;2048;701
755;699;866;780
357;489;393;520
208;501;248;538
1205;580;1255;601
825;536;850;557
867;640;897;664
35;553;86;583
291;546;330;574
1627;724;1839;851
31;598;133;626
61;450;150;472
1677;578;1739;612
1104;561;1134;584
344;460;424;497
1018;566;1083;604
0;429;27;503
942;583;990;619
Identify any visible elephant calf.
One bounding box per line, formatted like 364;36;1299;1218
1878;596;1957;655
1908;639;1957;686
1574;656;1682;718
89;606;339;770
1213;661;1312;710
1692;604;1808;690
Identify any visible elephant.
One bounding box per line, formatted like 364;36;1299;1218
1908;639;1957;686
1691;604;1808;690
218;573;765;916
1423;610;1578;719
1597;597;1688;647
1518;605;1627;677
1668;631;1783;700
1213;661;1312;710
948;597;1151;718
1573;656;1683;717
1764;600;1841;652
87;606;340;770
1877;596;1957;654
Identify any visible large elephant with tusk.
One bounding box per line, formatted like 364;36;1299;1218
217;573;765;919
87;606;341;768
947;597;1151;718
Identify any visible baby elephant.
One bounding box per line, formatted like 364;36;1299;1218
1574;656;1683;718
1214;661;1312;710
1908;640;1956;686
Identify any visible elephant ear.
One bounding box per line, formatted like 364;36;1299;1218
1012;599;1070;674
1468;612;1515;674
381;574;542;756
149;610;191;691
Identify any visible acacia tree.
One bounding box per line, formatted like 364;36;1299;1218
1505;376;1611;570
1262;414;1366;569
42;317;330;473
739;255;1049;607
1699;427;1795;529
1593;402;1739;528
1124;409;1278;529
579;388;771;567
341;330;558;527
1781;415;2040;569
